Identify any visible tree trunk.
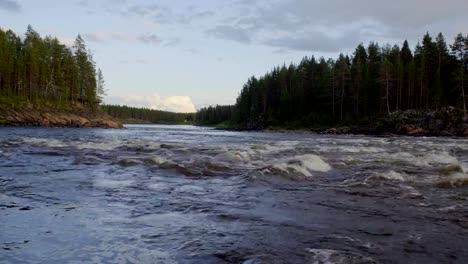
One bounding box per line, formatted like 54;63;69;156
386;69;390;119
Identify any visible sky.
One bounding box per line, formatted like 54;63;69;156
1;0;467;112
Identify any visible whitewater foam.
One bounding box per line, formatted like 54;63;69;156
378;170;405;181
269;154;331;177
21;137;67;148
94;179;134;189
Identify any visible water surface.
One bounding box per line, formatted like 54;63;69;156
1;125;467;263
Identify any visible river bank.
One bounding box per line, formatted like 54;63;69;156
213;108;468;137
0;105;123;129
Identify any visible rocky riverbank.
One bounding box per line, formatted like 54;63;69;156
322;107;468;137
0;105;123;129
242;107;468;137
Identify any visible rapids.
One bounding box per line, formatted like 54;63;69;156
0;125;467;263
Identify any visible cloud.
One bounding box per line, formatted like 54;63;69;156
122;3;214;25
205;0;468;53
83;32;132;43
76;0;88;7
106;94;196;113
0;0;20;12
84;32;163;45
137;34;161;44
164;37;181;47
206;25;253;43
57;37;76;47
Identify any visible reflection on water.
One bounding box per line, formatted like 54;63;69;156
0;125;467;263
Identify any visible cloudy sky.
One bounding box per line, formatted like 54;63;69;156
1;0;467;112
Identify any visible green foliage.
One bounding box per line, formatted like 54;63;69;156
102;104;194;124
195;105;234;125
197;32;468;128
0;25;102;110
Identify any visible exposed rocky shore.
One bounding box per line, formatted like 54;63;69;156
322;107;468;137
0;105;123;129
244;107;468;137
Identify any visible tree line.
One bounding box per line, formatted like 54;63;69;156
196;32;467;128
102;104;194;124
0;25;105;109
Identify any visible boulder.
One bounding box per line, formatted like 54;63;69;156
408;127;426;136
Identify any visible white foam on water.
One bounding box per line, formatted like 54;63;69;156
94;179;134;189
75;140;122;150
270;154;331;177
146;156;170;165
378;170;405;181
21;137;67;148
389;151;460;168
215;151;252;162
424;151;459;165
305;248;375;264
441;172;468;187
175;185;206;194
148;183;170;191
317;145;385;154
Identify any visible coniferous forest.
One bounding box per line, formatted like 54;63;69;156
102;104;194;124
196;32;467;129
0;25;105;109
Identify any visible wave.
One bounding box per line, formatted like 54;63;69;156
93;179;134;189
265;154;332;177
377;170;405;181
437;173;468;188
21;137;67;148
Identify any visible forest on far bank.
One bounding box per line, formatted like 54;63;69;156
101;104;194;124
196;32;467;129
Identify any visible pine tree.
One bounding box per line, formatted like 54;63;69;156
97;68;106;103
450;33;467;115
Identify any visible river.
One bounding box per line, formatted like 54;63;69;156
0;125;467;263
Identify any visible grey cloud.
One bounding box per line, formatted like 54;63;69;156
164;38;181;47
264;31;360;53
76;0;88;7
83;32;133;43
124;4;173;24
206;25;253;44
207;0;468;53
177;10;215;24
83;31;175;47
137;34;161;45
83;32;106;42
123;4;214;25
0;0;20;12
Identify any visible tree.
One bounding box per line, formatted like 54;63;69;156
450;33;467;115
97;68;106;103
0;26;105;110
400;40;413;110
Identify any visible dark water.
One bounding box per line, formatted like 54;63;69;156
0;125;467;264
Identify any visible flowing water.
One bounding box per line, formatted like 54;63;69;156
0;125;467;264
